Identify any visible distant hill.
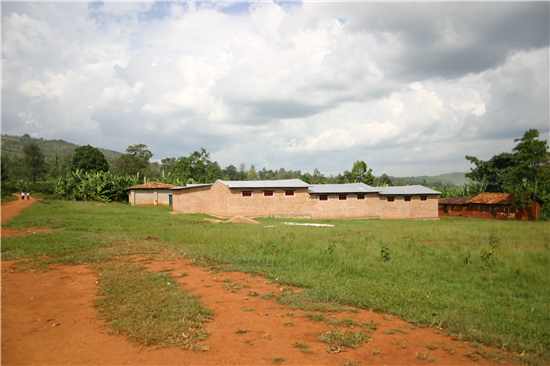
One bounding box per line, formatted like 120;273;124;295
1;134;123;161
390;172;470;187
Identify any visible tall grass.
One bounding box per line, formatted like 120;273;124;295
2;200;549;361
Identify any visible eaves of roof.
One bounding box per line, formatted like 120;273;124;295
308;183;381;194
170;184;213;190
438;196;473;205
222;179;310;189
378;185;441;195
126;181;178;190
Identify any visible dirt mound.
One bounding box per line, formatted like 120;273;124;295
226;215;260;224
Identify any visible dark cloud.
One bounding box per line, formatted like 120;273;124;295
339;2;549;80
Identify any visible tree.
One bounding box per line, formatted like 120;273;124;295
170;148;223;184
505;129;549;219
465;152;514;193
23;141;47;184
71;145;109;173
376;174;393;186
247;165;257;180
222;165;239;180
111;144;153;176
161;157;176;172
349;161;375;185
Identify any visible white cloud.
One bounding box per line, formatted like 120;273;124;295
1;1;548;177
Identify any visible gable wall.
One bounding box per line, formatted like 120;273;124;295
129;189;174;206
172;186;213;213
376;195;439;219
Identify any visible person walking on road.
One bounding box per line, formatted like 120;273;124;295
26;193;30;200
21;192;25;200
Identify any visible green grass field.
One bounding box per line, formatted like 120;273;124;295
2;200;549;363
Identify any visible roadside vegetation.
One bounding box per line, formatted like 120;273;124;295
2;200;549;363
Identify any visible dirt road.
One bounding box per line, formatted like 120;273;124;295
1;194;42;237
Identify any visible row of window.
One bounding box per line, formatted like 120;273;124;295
241;190;428;201
387;196;428;202
242;190;294;197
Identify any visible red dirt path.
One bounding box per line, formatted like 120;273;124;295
1;195;49;237
1;199;510;365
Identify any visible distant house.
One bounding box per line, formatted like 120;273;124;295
438;193;541;221
126;181;178;206
438;196;473;218
171;179;440;220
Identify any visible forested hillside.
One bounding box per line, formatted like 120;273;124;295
1;134;122;161
390;172;469;188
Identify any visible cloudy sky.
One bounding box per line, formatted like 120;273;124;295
2;1;549;177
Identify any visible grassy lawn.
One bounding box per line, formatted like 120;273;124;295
2;199;549;362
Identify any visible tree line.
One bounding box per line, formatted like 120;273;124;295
2;129;548;219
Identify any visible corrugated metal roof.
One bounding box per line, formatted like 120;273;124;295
378;185;441;195
170;184;213;190
126;181;178;190
308;183;381;194
222;179;310;189
469;193;516;205
438;196;472;205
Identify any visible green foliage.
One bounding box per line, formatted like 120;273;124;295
380;245;390;262
465;152;514;193
71;145;109;173
111;144;153;176
340;161;375;185
506;129;550;218
55;169;142;202
317;329;370;347
23;141;47;184
170;148;222;184
293;342;310;353
465;129;550;219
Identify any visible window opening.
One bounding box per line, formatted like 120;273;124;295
339;194;347;200
420;196;427;201
242;191;252;197
319;195;328;201
356;194;365;200
387;196;395;202
264;191;274;197
404;196;411;202
285;190;294;196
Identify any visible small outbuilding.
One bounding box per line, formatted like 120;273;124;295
126;181;178;206
438;196;473;217
438;193;541;221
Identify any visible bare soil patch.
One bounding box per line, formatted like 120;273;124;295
1;258;505;365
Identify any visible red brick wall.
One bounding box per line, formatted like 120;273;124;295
172;181;440;220
374;195;439;220
438;203;540;221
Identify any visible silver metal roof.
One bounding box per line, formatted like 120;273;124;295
308;183;381;194
377;185;441;195
170;184;213;190
222;179;310;189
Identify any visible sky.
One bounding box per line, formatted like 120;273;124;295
2;1;549;177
